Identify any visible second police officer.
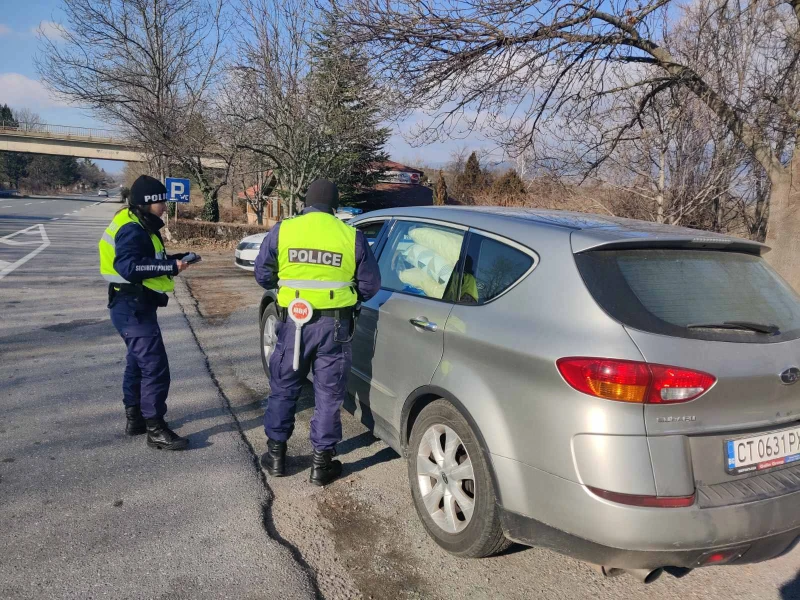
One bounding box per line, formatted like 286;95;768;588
254;179;381;486
99;175;195;451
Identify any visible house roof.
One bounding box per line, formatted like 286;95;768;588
237;171;276;200
373;160;424;174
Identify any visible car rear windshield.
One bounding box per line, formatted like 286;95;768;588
575;249;800;343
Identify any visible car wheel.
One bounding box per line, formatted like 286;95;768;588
408;399;511;558
260;303;280;377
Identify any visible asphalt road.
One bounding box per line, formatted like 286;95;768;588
178;250;800;600
0;195;315;599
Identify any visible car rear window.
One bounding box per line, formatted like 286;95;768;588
575;249;800;343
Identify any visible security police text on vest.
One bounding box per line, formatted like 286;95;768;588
288;248;344;267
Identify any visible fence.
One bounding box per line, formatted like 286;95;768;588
0;121;125;144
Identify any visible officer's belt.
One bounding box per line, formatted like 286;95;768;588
110;282;169;307
114;283;144;294
278;306;354;322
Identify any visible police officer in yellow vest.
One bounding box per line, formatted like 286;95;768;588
254;179;381;485
99;175;194;450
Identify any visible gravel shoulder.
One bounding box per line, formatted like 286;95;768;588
178;248;800;600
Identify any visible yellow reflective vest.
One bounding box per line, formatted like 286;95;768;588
98;210;175;293
277;211;357;309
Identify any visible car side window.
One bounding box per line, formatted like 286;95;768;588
377;220;465;301
355;220;388;247
458;234;534;304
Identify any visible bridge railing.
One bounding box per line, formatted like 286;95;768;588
0;121;124;144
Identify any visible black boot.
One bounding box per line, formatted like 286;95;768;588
309;449;342;487
260;439;287;476
145;418;189;451
125;406;146;436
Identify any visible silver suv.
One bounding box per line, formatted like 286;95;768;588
259;207;800;581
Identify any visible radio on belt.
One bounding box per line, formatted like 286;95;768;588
287;298;313;371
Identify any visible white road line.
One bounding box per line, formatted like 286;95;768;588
25;203;32;206
64;213;71;216
0;224;51;281
39;201;46;204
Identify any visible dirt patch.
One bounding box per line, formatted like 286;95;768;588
178;248;263;324
319;486;430;600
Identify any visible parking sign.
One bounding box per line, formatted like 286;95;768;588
165;177;191;203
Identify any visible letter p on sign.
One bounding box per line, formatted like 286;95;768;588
165;177;191;203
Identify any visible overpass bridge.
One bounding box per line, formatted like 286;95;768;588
0;122;224;167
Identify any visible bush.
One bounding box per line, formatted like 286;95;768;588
170;218;268;244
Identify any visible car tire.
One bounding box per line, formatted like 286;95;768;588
260;303;280;377
408;399;511;558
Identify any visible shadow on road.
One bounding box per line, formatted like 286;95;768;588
781;571;800;599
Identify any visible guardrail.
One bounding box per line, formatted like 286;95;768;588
0;121;125;144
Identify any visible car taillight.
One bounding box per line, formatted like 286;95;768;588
556;358;715;404
587;486;696;508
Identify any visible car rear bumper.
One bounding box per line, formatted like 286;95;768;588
492;454;800;568
500;507;800;569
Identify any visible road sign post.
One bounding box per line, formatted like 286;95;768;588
165;177;191;228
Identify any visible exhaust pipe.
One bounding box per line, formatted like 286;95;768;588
624;568;664;584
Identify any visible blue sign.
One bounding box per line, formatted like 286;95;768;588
165;178;190;203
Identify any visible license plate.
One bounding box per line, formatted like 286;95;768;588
726;426;800;475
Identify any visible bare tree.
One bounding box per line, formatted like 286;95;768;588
237;153;277;225
37;0;236;221
227;0;390;214
338;0;800;288
12;108;42;131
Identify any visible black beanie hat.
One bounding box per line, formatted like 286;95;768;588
130;175;168;206
305;179;339;210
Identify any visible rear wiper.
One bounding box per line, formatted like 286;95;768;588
687;321;780;335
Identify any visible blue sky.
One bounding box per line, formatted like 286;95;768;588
0;1;484;174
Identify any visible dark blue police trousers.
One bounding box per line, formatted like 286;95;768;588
265;314;352;451
109;294;170;419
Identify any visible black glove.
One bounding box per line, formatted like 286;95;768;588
168;252;189;260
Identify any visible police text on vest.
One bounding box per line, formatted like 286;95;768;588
288;248;343;267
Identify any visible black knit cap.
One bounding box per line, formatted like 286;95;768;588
305;179;339;210
130;175;168;206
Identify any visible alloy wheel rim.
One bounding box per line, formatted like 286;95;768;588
416;423;476;534
263;313;277;363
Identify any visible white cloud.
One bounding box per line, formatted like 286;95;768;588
0;73;70;110
35;21;66;40
0;24;11;36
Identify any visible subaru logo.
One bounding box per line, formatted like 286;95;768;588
780;367;800;385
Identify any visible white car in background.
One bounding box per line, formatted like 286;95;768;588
234;232;268;271
97;189;109;197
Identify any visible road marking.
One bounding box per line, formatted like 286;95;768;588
64;213;71;216
0;224;51;281
25;203;32;206
39;201;46;204
51;217;59;221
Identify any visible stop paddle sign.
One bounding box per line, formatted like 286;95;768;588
287;298;313;371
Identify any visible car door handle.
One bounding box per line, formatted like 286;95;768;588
409;317;438;332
